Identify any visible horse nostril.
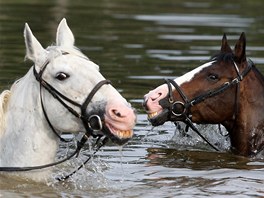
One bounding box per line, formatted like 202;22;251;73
112;109;122;117
157;92;162;98
150;92;162;101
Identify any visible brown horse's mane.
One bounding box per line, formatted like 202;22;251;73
211;52;264;85
250;62;264;87
211;52;235;63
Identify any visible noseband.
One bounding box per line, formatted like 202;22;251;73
160;59;253;151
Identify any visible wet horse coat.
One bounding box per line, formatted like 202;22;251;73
144;33;264;157
0;19;136;181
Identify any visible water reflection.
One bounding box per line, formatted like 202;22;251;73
146;148;264;170
133;14;254;27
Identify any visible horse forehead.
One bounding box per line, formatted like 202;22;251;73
175;61;215;85
51;53;99;70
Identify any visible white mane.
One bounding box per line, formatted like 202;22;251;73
0;90;11;137
46;46;89;60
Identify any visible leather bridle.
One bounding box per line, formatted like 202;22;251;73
0;52;111;180
159;59;253;151
34;52;111;140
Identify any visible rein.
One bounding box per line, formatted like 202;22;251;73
0;136;107;173
161;60;253;151
0;52;111;180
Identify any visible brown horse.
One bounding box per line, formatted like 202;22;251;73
143;33;264;157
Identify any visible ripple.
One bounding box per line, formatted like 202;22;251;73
133;14;254;28
159;34;238;41
148;54;210;61
128;75;176;80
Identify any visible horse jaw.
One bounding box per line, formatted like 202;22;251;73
144;84;168;119
85;84;136;144
103;100;136;144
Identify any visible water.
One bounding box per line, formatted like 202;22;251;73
1;0;264;197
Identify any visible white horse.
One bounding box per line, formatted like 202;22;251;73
0;19;136;181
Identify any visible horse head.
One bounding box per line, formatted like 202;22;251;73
24;19;136;145
144;33;264;156
144;33;249;126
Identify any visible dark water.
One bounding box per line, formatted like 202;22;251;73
1;0;264;197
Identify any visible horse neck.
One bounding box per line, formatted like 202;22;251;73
0;68;58;168
224;67;264;156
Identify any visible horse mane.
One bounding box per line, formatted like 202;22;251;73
46;46;89;60
0;90;11;136
211;52;235;63
212;52;264;84
251;63;264;86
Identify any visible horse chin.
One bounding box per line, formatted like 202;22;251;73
148;109;170;126
103;123;134;145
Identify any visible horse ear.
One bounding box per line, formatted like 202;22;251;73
221;33;232;53
234;32;246;63
56;18;75;47
24;23;46;64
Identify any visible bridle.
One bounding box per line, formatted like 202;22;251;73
0;52;111;180
33;52;111;141
160;59;253;151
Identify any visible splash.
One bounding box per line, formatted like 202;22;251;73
171;123;231;151
144;126;157;139
140;120;231;152
49;137;112;190
118;145;125;183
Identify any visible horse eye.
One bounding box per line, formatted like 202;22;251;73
56;72;69;81
208;74;219;81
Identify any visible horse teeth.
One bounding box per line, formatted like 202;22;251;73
116;130;132;139
109;124;133;139
148;112;158;119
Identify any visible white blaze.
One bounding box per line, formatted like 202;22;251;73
175;61;215;85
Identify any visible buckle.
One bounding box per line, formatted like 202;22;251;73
171;101;186;116
88;115;103;131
